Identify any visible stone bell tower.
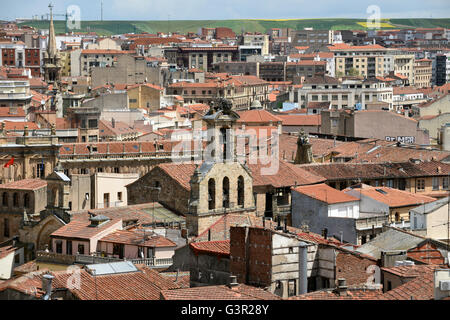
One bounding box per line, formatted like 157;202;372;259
294;129;314;165
44;162;72;223
186;98;256;238
42;3;62;89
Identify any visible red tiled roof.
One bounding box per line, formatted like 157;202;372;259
0;271;46;298
0;107;26;118
190;240;230;257
278;114;321;126
381;265;438;300
0;179;47;191
50;217;122;240
286;60;327;66
293;183;359;204
237;109;282;123
81;49;132;54
381;264;436;278
1;121;39;131
328;43;386;51
52;265;180;300
99;229;176;248
344;185;436;208
161;284;281;300
290;287;383;300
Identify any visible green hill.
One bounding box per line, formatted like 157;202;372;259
19;18;450;36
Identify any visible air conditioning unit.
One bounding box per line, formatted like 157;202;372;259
440;280;450;291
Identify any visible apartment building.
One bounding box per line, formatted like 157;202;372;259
166;74;269;110
0;41;41;77
435;53;450;86
241;33;270;55
292;29;334;49
71;48;134;77
0;80;32;111
176;46;239;72
289;74;393;110
414;58;432;88
386;53;415;85
329;43;388;78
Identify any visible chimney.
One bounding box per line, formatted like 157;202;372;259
111;117;115;128
42;274;54;300
336;278;348;296
322;228;328;239
228;275;239;289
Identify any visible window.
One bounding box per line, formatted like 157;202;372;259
222;177;230;208
432;177;439;190
237;176;244;207
288;279;297;297
13;193;19;207
417;179;425;191
77;244;85;255
117;192;122;201
2;192;7;206
88;119;98;128
23;193;30;208
443;177;449;190
104;193;110;208
208;178;215;210
37;163;45;178
56;241;63;254
4;218;9;237
114;167;120;173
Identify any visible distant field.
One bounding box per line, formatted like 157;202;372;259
356;21;395;28
18;18;450;36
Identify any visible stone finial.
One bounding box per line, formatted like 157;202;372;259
51;123;56;135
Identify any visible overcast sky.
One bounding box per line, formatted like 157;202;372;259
1;0;449;21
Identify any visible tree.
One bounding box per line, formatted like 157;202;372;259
347;68;360;76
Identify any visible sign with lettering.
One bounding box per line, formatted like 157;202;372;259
385;136;415;144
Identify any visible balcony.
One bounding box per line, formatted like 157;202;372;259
36;251;173;268
355;214;388;231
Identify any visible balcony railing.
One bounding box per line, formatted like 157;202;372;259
130;257;173;267
355;215;389;231
36;251;173;268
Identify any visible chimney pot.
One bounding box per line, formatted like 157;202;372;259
42;274;54;300
229;275;238;288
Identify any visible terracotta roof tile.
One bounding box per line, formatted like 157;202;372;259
237;109;283;123
278;114;321;126
344;185;436;208
190;240;230;257
290;287;384;300
52;265;180;300
50;218;122;240
161;284;281;300
0;179;47;191
381;265;438;300
99;229;177;248
293;183;359;204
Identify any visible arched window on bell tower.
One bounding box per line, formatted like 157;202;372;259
223;177;230;208
237;176;244;207
220;127;228;161
208;178;215;210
